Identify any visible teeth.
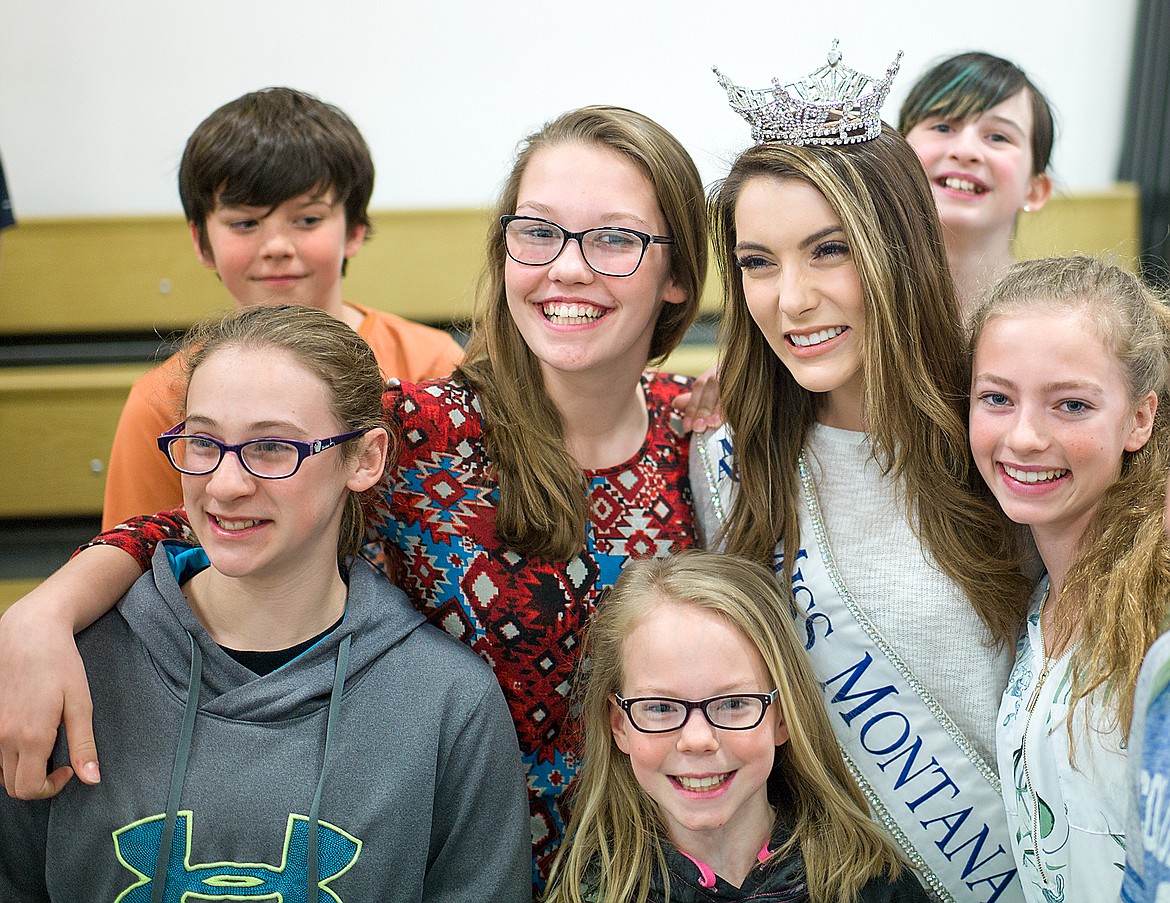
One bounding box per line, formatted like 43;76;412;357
790;326;845;347
675;774;729;791
215;516;261;531
1002;465;1067;484
542;302;604;324
943;177;984;194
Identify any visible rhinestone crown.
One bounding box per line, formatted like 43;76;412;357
714;40;902;146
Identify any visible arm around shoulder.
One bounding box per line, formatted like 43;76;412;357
0;544;140;799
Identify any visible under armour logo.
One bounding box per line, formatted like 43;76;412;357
113;811;361;902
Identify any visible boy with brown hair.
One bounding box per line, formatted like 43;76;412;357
102;87;464;529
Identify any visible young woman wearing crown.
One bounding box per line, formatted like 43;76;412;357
694;44;1031;902
0;106;707;891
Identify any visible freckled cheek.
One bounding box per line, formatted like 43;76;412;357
1082;441;1127;484
215;244;254;278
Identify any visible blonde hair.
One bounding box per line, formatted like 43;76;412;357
178;305;387;565
456;105;707;561
544;550;907;903
710;126;1031;645
969;255;1170;738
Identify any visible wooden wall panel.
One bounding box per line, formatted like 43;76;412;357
1015;183;1141;267
0;210;496;334
0;364;148;516
0;187;1140;335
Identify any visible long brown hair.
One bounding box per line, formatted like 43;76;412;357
711;126;1031;645
457;106;707;561
969;256;1170;738
543;551;907;903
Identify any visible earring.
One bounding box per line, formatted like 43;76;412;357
1022;204;1032;213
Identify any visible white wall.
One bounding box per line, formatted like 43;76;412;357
0;0;1138;217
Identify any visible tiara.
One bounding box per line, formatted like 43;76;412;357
714;40;902;146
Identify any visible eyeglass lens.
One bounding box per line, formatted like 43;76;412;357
626;695;768;731
168;437;302;478
503;218;646;276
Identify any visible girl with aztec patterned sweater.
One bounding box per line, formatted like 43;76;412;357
968;257;1170;902
0;105;707;889
0;305;531;902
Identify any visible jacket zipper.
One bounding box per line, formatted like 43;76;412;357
1020;591;1051;887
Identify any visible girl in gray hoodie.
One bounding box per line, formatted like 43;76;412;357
0;305;531;903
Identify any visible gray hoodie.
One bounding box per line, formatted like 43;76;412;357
0;544;531;902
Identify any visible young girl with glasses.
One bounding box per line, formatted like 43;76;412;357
0;304;531;902
694;47;1032;901
899;51;1055;312
543;550;928;903
967;256;1170;902
0;105;706;889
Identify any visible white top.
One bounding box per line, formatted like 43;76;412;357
807;424;1010;762
997;576;1128;903
695;422;1011;764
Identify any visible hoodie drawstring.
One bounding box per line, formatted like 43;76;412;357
307;632;350;903
149;631;350;903
152;633;202;903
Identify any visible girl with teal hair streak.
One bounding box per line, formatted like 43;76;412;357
900;51;1056;311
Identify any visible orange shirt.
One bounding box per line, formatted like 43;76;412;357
100;304;463;530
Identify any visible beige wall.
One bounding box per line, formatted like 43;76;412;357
0;186;1141;335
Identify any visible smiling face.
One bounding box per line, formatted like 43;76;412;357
733;176;867;430
504;141;685;385
181;344;378;585
194;189;366;319
609;599;787;863
969;308;1156;553
905;89;1051;242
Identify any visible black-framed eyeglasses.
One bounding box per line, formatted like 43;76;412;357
156;422;369;480
500;215;674;277
614;690;779;733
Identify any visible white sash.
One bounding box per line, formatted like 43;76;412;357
695;435;1022;903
